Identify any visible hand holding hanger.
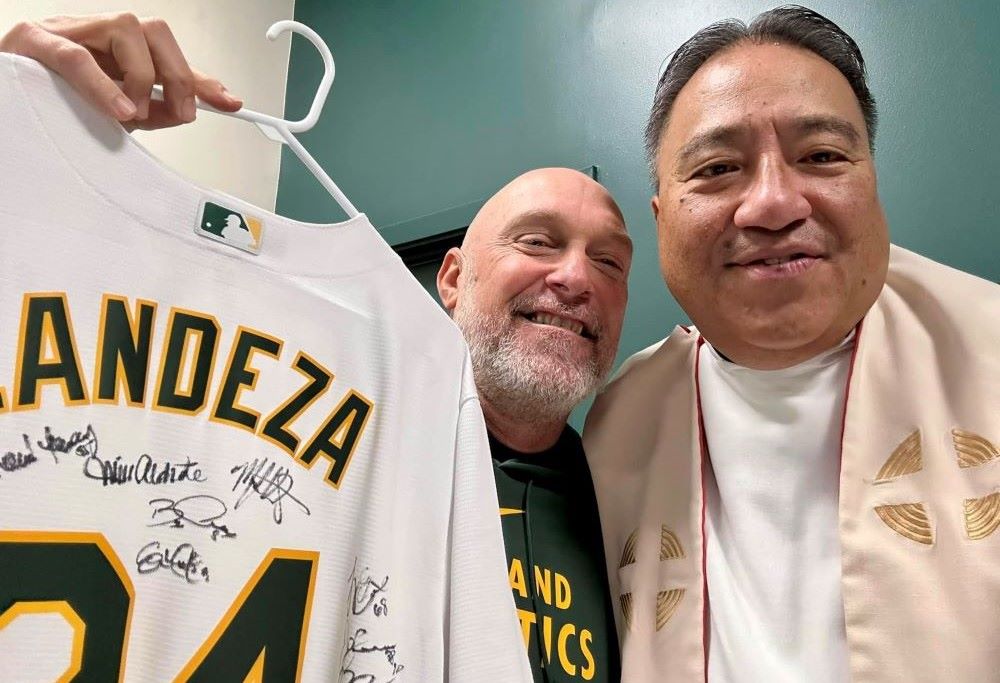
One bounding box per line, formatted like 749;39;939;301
0;13;242;130
1;14;358;218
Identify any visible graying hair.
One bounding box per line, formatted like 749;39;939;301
644;4;877;189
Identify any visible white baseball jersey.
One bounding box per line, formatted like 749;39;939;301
0;54;530;682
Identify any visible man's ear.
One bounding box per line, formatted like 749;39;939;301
437;247;464;312
651;195;660;222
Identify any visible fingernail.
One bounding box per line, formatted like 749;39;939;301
183;96;196;122
137;99;149;120
222;85;241;103
112;94;137;119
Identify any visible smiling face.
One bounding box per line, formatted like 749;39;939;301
438;168;631;420
652;42;889;369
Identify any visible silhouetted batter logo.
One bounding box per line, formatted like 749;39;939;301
197;201;263;253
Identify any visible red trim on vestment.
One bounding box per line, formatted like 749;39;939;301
694;334;710;682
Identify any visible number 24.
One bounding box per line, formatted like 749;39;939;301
0;531;318;682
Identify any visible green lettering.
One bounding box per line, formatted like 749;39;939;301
180;551;317;681
260;353;332;454
212;328;281;430
298;391;373;488
0;533;132;681
154;310;219;414
95;296;155;405
14;294;88;408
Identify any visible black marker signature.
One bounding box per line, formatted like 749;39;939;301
36;424;98;463
340;628;404;683
348;560;389;617
230;458;310;524
84;452;206;487
136;541;210;584
340;559;402;683
1;435;38;476
148;495;236;541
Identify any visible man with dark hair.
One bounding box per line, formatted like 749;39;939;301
585;5;999;682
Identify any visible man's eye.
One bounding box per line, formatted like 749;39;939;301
695;163;736;178
803;150;844;164
520;237;552;248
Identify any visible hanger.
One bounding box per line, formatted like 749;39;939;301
149;20;359;218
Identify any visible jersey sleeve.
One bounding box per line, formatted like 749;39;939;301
445;357;532;681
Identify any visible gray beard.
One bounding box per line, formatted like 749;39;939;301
453;302;605;424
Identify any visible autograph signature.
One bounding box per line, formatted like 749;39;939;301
1;434;38;476
136;541;210;584
340;560;402;683
230;458;311;524
84;452;206;487
36;424;98;463
1;424;96;479
340;628;405;683
148;495;236;541
348;560;389;617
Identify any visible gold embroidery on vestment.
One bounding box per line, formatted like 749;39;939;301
953;429;999;468
619;529;638;568
660;526;685;560
874;503;934;545
655;589;685;631
874;430;922;482
964;492;1000;540
619;592;634;630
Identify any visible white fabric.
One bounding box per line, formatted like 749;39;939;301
0;54;530;682
698;335;853;683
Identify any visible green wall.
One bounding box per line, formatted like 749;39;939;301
277;1;999;426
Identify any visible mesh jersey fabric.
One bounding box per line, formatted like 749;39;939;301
0;53;530;683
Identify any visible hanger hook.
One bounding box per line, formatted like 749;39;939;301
264;20;335;133
142;19;358;216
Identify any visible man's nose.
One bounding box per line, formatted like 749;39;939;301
733;156;811;231
545;251;593;302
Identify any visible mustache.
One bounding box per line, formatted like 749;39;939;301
722;223;830;261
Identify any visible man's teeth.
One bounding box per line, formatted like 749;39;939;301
529;313;584;335
762;255;798;265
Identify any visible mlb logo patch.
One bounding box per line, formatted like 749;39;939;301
196;200;263;254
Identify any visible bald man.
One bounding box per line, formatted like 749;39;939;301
437;168;631;682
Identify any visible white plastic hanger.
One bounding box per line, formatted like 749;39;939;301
150;20;359;218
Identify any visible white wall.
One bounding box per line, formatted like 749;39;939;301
2;1;295;211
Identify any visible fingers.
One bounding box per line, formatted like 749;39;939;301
129;99;190;131
192;70;243;113
39;13;155;121
131;75;243;131
139;17;194;122
134;70;243;131
0;20;137;120
105;14;155;120
0;13;244;130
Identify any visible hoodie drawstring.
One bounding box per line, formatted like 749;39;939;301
522;478;551;683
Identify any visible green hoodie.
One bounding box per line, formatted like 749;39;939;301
491;426;620;683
